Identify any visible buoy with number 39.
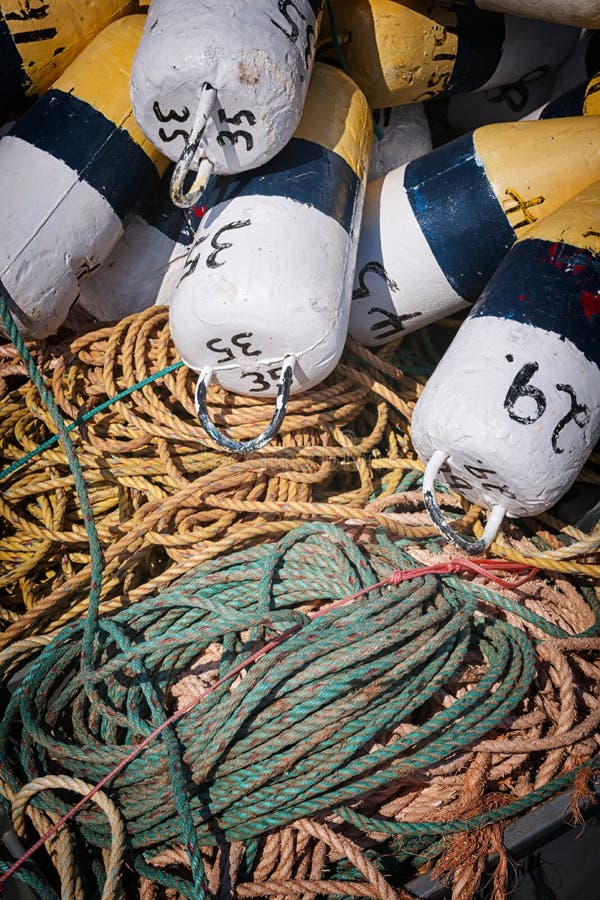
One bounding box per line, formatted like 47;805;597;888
0;16;166;339
130;0;324;209
411;179;600;554
349;116;600;347
169;64;371;453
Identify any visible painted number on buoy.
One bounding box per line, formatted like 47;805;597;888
241;366;282;392
5;0;57;42
206;333;262;363
503;357;590;454
180;219;251;282
152;101;191;144
353;260;422;340
271;0;315;69
217;108;256;152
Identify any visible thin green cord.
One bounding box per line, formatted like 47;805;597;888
0;360;184;482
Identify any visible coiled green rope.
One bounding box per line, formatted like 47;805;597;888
2;522;598;898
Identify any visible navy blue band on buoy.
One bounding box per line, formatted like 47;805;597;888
11;88;160;221
138;168;198;244
540;81;587;118
444;4;505;94
471;237;600;366
0;12;29;120
202;137;360;235
403;132;515;301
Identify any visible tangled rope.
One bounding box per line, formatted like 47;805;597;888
2;306;600;656
1;523;599;899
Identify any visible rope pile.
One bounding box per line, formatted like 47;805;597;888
1;524;599;899
2;306;600;655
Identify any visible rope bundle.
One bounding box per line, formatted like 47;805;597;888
2;306;600;657
1;524;599;899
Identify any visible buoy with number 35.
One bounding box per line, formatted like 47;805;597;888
411;179;600;554
0;15;166;339
349;116;600;347
169;63;372;453
130;0;324;209
0;0;138;122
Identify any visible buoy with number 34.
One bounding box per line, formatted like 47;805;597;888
411;179;600;554
169;63;372;453
0;15;166;338
130;0;324;209
349;116;600;347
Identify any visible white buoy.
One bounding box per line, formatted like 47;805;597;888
130;0;324;208
78;168;201;320
349;116;600;346
412;179;600;552
475;0;600;30
446;69;555;133
369;105;432;181
169;64;371;452
0;16;166;339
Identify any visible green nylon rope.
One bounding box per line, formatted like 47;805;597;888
2;522;597;898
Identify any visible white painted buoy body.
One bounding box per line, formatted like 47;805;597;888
475;0;600;30
323;0;579;107
446;69;555;133
0;16;166;339
0;0;137;122
349;116;600;346
170;64;371;398
131;0;324;177
369;106;432;181
412;179;600;521
78;169;201;319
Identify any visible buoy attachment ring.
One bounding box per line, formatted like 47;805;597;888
170;82;216;208
194;358;295;453
423;449;506;555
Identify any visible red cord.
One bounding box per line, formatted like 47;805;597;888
0;557;537;891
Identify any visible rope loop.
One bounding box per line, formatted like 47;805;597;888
423;450;506;555
195;358;295;453
170;82;217;208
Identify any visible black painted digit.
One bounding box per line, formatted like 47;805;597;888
153;102;190;123
240;371;271;393
179;235;208;283
551;384;590;455
270;0;305;44
206;220;251;269
353;261;399;300
217;131;254;151
206;339;235;364
503;362;547;425
158;127;190;144
153;102;190;143
6;1;49;20
231;333;261;357
368;307;422;341
218;109;256;126
240;367;281;393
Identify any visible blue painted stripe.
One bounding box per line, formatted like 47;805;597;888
540;81;586;118
138;167;198;245
11;88;159;221
0;13;29;121
202;137;361;235
444;4;505;94
403;132;515;301
471;238;600;367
